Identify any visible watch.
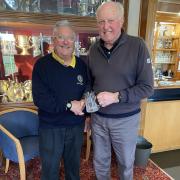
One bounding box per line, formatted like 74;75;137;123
66;102;72;110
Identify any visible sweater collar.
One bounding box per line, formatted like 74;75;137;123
98;30;127;50
52;51;76;68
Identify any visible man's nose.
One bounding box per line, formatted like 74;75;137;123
103;21;110;29
63;39;69;44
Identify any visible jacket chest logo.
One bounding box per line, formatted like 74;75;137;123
76;75;83;85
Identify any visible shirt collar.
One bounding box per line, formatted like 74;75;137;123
52;51;76;68
100;31;123;52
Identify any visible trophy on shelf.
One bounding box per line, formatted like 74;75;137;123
78;0;88;16
16;35;33;55
23;80;33;102
85;91;100;113
30;0;40;12
88;0;100;16
0;33;17;55
18;0;30;12
6;80;25;102
87;36;98;49
74;40;81;57
30;35;41;57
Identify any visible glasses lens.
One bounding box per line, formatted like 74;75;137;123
56;35;74;42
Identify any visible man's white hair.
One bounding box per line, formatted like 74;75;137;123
96;1;124;19
53;20;76;38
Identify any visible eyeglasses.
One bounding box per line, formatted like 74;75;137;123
55;35;75;42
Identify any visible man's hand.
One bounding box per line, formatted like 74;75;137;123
96;92;119;107
70;99;85;115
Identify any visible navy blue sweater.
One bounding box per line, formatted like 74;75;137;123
32;54;88;128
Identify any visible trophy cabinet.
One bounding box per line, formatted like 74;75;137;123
152;12;180;81
0;0;129;110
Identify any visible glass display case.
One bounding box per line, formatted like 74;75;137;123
0;22;99;104
1;0;98;16
152;12;180;82
0;0;128;17
153;22;180;79
0;0;129;106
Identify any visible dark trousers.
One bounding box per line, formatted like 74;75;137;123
39;122;84;180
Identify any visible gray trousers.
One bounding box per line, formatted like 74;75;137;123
91;113;140;180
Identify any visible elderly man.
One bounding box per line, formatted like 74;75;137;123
32;20;88;180
88;2;154;180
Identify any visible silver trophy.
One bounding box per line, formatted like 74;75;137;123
85;91;99;113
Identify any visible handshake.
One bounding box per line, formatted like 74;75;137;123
69;92;100;116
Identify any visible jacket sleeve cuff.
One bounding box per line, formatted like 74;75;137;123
119;90;128;103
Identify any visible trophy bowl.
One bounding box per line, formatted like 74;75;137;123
16;35;32;55
78;2;88;16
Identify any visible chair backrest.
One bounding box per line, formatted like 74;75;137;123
0;108;39;138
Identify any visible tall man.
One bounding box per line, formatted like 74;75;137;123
32;20;88;180
88;2;154;180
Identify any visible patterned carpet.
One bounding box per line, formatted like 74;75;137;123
0;150;173;180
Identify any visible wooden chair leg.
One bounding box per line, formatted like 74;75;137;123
0;150;3;167
19;161;26;180
5;158;9;173
16;143;26;180
85;130;91;161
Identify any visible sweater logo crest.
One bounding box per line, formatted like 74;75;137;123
77;75;83;85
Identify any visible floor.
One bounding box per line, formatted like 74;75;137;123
150;149;180;179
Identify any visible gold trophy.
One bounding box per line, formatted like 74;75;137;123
23;80;33;102
0;80;9;94
6;81;25;102
16;35;32;55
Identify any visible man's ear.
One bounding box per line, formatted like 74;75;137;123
120;17;124;26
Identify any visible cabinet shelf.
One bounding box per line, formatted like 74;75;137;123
0;10;98;33
153;48;177;52
154;62;175;64
158;36;179;39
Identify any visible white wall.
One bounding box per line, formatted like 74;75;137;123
127;0;141;36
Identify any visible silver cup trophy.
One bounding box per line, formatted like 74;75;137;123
85;91;100;113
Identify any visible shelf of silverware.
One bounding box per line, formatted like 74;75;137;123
1;0;101;18
0;0;129;106
0;0;128;20
152;21;180;81
0;8;100;106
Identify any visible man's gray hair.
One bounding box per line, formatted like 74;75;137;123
96;1;124;19
53;20;76;38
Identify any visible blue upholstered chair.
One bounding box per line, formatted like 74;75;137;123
0;108;39;180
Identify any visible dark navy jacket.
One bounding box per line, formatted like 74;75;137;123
32;53;88;128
